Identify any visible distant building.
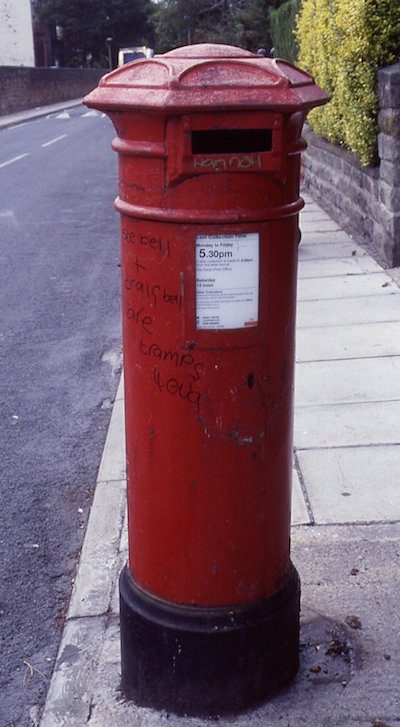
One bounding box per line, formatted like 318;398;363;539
0;0;35;66
31;0;59;67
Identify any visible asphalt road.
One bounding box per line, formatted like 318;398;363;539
0;106;122;726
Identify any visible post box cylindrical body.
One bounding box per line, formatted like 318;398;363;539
84;44;329;716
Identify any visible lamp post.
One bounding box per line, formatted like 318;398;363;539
105;37;113;69
183;16;192;45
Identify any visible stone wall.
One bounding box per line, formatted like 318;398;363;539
302;61;400;267
0;66;107;117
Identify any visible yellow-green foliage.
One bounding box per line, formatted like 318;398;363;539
296;0;400;165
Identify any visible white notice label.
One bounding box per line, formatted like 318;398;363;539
196;233;259;330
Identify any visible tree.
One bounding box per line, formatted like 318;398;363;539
269;0;300;62
152;0;281;54
36;0;154;67
151;0;233;52
230;0;282;51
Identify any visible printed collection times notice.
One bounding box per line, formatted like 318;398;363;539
195;233;260;330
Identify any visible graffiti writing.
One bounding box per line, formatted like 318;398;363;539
139;338;203;382
193;155;263;172
126;306;153;335
152;366;201;411
124;278;183;310
122;228;171;259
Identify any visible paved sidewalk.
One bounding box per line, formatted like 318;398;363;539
0;99;83;130
39;196;400;727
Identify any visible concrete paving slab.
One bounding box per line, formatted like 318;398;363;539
297;446;400;524
295;355;400;406
300;211;325;220
297;272;397;301
292;468;311;525
297;292;400;328
300;218;342;232
39;615;107;727
299;212;324;219
68;479;126;619
83;525;400;727
298;240;367;260
298;256;382;278
115;372;124;401
294;400;400;449
300;208;329;218
97;397;126;482
296;320;400;361
110;554;125;616
300;230;357;245
110;509;128;615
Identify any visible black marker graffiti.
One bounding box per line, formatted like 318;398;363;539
152;366;201;411
124;278;183;310
126;307;153;335
139;338;203;382
122;229;171;259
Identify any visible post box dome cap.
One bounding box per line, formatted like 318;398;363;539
160;43;255;58
84;43;329;113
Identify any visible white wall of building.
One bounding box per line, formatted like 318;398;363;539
0;0;35;66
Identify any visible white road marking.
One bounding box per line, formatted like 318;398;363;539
41;134;67;147
0;153;29;169
0;209;18;227
6;123;29;130
82;110;99;117
55;111;71;119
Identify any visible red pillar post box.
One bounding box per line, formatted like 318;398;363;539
84;44;329;716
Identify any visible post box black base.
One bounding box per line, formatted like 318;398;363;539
119;565;300;717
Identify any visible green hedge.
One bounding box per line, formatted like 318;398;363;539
296;0;400;166
269;0;300;64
